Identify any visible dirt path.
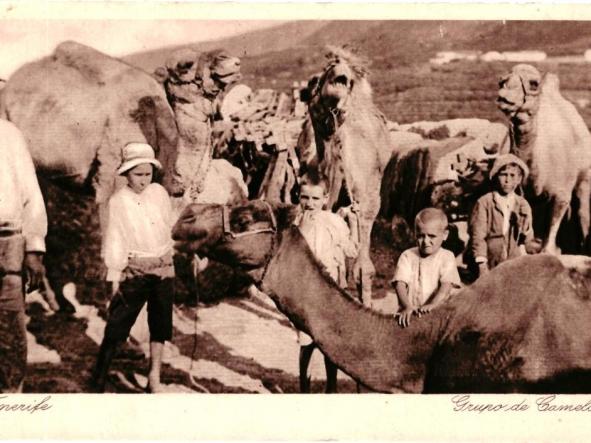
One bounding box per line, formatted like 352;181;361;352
24;285;360;393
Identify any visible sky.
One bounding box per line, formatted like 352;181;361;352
0;20;285;79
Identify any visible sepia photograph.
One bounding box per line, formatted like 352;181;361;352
3;1;591;440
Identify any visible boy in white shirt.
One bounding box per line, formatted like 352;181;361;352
91;143;175;393
295;172;359;392
393;207;461;328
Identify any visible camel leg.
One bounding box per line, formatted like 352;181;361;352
354;213;376;307
543;199;570;255
323;355;338;394
299;344;315;393
576;170;591;246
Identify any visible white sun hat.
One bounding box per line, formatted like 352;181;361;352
489;153;529;182
117;142;162;175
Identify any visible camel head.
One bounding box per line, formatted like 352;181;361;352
306;46;372;116
497;64;542;118
172;200;298;277
198;50;242;101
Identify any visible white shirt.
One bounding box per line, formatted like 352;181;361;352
0;119;47;252
295;209;358;346
296;210;358;285
103;183;174;282
494;191;516;235
392;247;461;308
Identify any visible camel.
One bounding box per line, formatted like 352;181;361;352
1;42;246;305
0;41;182;205
0;41;184;306
497;64;591;254
158;49;247;208
301;47;394;306
173;200;591;393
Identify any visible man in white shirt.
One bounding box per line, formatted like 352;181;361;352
0;118;48;392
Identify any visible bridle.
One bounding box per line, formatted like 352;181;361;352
221;200;277;240
500;71;541;119
218;200;279;283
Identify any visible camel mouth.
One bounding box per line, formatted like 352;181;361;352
496;97;522;116
332;75;350;87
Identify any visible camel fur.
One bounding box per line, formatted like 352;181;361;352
173;200;591;393
0;41;182;204
497;64;591;254
301;47;394;305
0;41;186;307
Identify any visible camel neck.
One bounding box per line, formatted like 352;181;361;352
510;113;537;165
262;226;443;393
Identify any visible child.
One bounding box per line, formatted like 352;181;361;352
91;142;175;393
294;172;359;393
468;153;533;277
392;208;461;328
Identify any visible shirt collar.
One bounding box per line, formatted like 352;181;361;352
493;191;516;210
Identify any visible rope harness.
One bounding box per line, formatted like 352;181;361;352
219;201;279;284
221;200;277;240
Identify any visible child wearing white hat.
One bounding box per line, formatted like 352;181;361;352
468;153;534;277
92;142;175;393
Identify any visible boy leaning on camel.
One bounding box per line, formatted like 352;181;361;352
294;170;359;393
391;153;535;328
392;207;462;328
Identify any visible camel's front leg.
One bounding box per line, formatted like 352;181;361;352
543;198;570;254
576;169;591;245
353;213;376;307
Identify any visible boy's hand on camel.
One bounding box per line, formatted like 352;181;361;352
396;308;414;328
417;303;435;315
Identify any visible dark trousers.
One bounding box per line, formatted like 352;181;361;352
0;308;27;392
0;235;27;392
92;275;174;391
104;276;174;344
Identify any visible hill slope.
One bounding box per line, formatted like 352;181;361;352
124;20;591;125
124;20;328;73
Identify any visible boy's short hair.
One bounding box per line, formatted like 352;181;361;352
300;169;330;194
414;207;448;231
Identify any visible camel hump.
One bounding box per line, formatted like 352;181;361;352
52;41;134;85
541;72;561;95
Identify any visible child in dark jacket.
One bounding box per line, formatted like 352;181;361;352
468;153;534;278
